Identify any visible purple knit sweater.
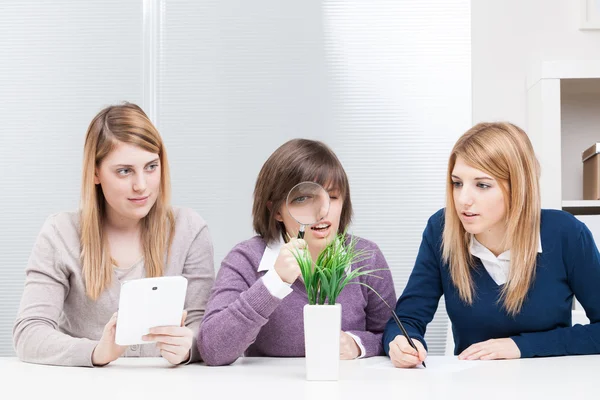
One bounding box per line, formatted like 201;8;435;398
198;235;397;366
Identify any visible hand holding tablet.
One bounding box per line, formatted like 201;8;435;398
115;276;188;345
103;276;194;365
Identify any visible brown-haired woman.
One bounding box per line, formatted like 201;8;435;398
198;138;397;366
13;103;215;366
384;122;600;368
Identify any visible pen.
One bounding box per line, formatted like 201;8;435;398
389;311;426;368
354;276;427;368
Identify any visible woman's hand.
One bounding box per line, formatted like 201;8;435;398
458;338;520;360
143;311;193;365
92;312;127;366
388;335;427;368
274;238;307;284
340;331;361;359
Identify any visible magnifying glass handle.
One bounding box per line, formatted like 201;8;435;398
297;225;305;239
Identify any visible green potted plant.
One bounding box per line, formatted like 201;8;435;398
292;233;382;381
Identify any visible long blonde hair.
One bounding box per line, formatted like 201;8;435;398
442;122;541;316
80;103;175;300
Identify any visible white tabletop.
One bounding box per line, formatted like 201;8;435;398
1;355;598;400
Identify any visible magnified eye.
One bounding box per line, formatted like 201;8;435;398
293;195;312;204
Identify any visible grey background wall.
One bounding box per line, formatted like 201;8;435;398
0;0;471;356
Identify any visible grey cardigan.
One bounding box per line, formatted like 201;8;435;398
13;207;215;366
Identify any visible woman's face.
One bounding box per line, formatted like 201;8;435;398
95;141;161;225
451;156;507;242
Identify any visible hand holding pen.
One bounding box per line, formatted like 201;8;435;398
367;289;427;368
388;311;427;368
388;332;427;368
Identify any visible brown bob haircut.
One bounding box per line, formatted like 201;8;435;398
252;139;353;244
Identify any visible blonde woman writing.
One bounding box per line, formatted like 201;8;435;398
385;122;600;367
13;103;215;366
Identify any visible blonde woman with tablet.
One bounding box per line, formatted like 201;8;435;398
13;103;215;366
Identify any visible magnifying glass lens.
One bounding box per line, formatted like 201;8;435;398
286;182;330;239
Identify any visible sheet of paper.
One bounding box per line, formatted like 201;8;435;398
368;356;481;373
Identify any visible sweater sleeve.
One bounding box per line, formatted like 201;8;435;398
13;216;98;367
198;244;282;365
345;243;397;357
383;215;444;355
180;218;215;363
511;223;600;357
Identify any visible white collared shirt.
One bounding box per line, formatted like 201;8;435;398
469;235;543;285
258;237;365;358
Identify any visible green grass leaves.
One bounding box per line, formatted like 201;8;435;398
291;234;384;305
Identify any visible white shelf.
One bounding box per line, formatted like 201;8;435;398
562;200;600;215
527;60;600;211
527;60;600;89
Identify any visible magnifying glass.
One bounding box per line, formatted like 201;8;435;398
285;182;330;239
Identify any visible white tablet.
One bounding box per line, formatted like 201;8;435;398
115;276;188;346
